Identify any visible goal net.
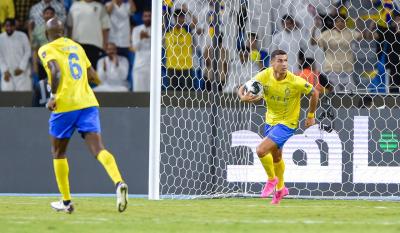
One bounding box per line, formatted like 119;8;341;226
149;0;400;200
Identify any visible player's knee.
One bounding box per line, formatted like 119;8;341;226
256;146;267;158
272;152;282;163
90;144;105;157
51;148;66;159
273;155;282;163
92;148;103;157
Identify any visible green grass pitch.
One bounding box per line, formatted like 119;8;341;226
1;196;400;233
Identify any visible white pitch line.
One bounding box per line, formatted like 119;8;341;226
374;206;388;209
3;216;111;223
186;219;400;226
12;221;30;224
276;205;400;209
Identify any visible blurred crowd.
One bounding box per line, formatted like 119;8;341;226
0;0;151;103
1;0;400;103
162;0;400;94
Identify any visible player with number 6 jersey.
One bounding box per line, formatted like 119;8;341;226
38;36;98;113
38;17;128;214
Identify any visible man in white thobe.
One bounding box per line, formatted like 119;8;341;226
271;15;308;73
0;18;31;91
94;42;129;92
131;9;151;92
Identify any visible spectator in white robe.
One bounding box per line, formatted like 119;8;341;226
0;18;31;91
105;0;136;59
94;42;129;92
271;14;308;73
131;9;151;92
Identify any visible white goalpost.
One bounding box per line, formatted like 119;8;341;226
149;0;400;200
148;0;162;200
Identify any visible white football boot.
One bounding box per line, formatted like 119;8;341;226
50;200;74;214
116;182;128;212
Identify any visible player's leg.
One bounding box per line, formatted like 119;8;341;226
270;148;288;204
272;149;285;190
83;132;124;185
256;138;277;179
271;154;289;204
77;107;128;212
256;134;279;198
268;124;295;204
51;137;74;213
84;132;128;212
49;110;79;213
263;148;288;204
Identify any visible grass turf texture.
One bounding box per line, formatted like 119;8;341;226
1;197;400;233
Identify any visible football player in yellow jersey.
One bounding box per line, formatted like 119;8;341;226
238;50;319;204
38;18;128;213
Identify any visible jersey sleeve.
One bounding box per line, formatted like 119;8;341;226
38;46;56;66
254;69;268;86
295;76;313;95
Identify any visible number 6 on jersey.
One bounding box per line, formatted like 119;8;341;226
68;53;82;80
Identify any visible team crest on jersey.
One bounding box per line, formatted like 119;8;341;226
264;85;269;95
41;51;46;59
285;87;291;97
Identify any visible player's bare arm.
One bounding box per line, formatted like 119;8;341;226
305;87;319;128
46;60;61;111
237;85;263;103
87;66;101;85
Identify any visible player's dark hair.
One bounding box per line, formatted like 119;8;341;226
43;6;56;14
271;50;287;60
4;18;15;26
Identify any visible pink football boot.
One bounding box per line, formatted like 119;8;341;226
260;177;278;198
270;187;289;204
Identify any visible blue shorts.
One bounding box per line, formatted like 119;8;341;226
264;124;296;149
49;107;101;139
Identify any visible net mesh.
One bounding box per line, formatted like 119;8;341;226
158;0;400;199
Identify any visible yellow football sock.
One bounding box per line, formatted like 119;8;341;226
97;150;123;185
53;158;71;201
274;159;286;190
259;153;275;180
